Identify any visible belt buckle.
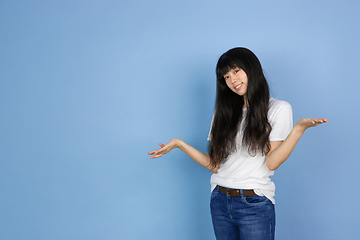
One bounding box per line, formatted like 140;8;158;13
226;188;232;197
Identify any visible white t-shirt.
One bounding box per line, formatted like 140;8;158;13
209;98;293;204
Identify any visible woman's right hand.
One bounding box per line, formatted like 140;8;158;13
147;138;181;159
148;138;218;173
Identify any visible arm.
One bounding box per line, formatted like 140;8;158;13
266;118;328;171
147;138;218;173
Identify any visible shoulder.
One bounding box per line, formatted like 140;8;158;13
268;98;292;117
269;98;291;111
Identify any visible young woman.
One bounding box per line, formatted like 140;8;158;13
148;47;327;240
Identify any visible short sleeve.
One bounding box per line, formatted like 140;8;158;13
268;100;293;141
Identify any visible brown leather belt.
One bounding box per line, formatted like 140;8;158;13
217;185;257;197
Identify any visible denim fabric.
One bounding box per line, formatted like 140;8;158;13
210;186;275;240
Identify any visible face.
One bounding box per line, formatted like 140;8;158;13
223;67;248;96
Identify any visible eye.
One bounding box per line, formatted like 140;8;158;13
234;69;239;74
224;76;229;80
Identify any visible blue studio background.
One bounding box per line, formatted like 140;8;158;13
1;0;359;239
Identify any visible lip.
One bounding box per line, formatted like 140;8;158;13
235;83;242;91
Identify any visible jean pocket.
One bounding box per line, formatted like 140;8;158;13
210;188;219;200
243;195;269;206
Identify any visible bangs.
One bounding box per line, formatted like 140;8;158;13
216;56;243;79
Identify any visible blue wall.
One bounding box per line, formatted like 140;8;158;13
1;0;359;239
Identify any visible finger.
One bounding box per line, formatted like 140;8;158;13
148;150;160;156
150;153;164;159
321;118;328;122
148;143;167;155
151;146;169;155
309;119;322;124
148;149;161;155
314;118;328;122
309;118;328;127
307;119;317;125
148;150;161;155
314;119;327;124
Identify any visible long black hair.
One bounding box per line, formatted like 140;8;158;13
208;47;271;168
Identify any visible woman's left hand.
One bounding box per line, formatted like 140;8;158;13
295;118;328;131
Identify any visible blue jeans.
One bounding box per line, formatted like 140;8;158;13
210;186;275;240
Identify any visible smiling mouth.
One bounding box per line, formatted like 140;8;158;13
235;83;242;90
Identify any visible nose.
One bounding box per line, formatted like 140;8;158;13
232;77;237;83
